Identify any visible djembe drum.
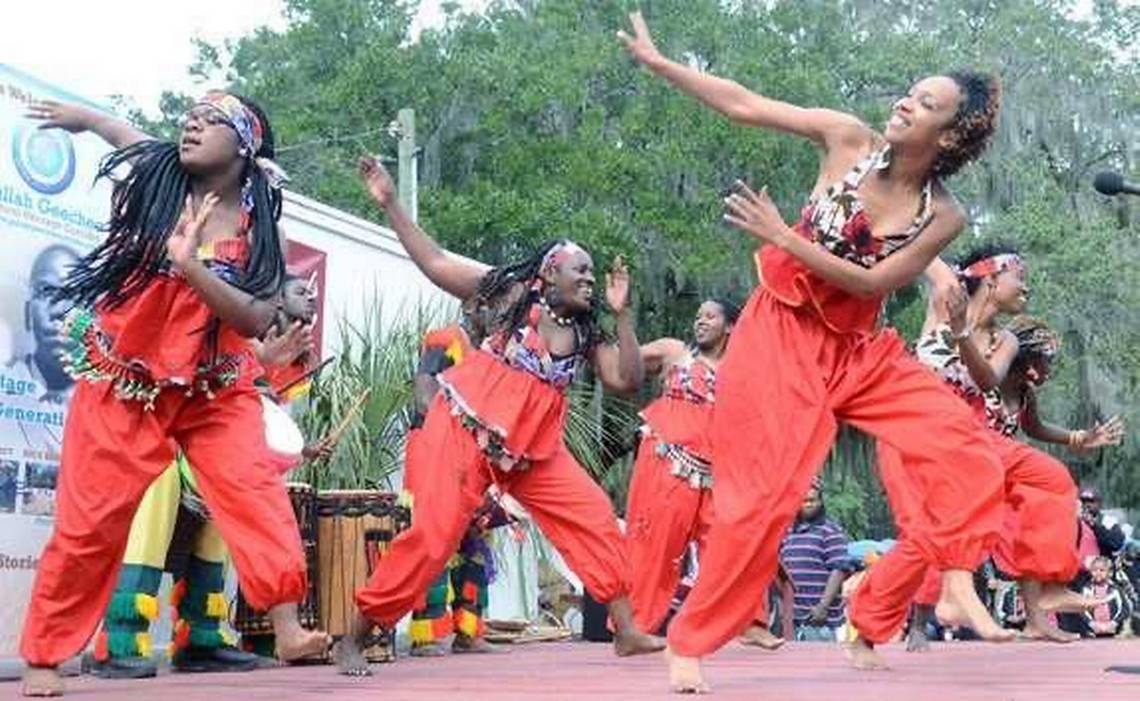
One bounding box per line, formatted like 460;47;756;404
234;482;321;644
316;490;410;662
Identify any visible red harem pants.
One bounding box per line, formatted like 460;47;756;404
21;379;307;666
666;290;1005;657
625;432;714;633
356;397;630;626
849;434;1078;643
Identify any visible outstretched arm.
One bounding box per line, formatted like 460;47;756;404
26;100;148;150
359;156;489;300
617;11;871;163
1021;388;1125;451
725;182;965;299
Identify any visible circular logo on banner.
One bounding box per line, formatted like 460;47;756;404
11;123;76;195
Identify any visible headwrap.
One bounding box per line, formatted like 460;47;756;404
959;253;1023;280
190;92;290;215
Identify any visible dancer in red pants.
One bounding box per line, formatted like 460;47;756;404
332;156;664;675
19;96;328;697
620;11;1009;691
848;250;1125;666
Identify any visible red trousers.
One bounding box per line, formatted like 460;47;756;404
666;290;1004;657
849;434;1078;643
356;397;630;626
625;433;714;633
21;380;307;666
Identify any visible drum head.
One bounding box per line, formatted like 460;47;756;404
262;395;305;458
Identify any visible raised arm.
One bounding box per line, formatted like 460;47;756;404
640;337;688;379
725;182;965;299
592;258;644;395
617;11;871;158
358;156;489;301
26;100;149;150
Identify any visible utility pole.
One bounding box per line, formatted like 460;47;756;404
396;108;418;222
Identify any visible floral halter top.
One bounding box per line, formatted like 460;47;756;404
800;146;934;268
661;351;716;405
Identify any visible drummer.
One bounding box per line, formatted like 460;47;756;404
89;274;333;678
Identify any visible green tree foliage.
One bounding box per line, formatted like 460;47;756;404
159;0;1138;533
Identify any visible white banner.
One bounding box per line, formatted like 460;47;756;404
0;64;112;657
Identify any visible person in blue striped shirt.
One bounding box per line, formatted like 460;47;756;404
779;482;852;641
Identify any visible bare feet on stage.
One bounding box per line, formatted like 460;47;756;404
609;596;667;657
332;614;373;677
739;622;786;650
1018;580;1084;643
934;570;1015;642
269;603;331;662
452;634;500;654
409;642;448;657
666;646;710;694
846;636;889;670
21;666;63;697
906;603;934;652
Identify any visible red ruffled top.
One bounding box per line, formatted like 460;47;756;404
640;354;716;463
61;237;256;408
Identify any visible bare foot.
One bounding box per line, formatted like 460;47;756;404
1036;582;1106;614
935;570;1015;642
906;626;931;652
666;646;709;694
614;629;666;657
275;628;331;662
847;637;889;670
331;637;372;677
21;666;63;697
410;642;448;657
452;635;501;654
1022;619;1079;643
739;623;786;650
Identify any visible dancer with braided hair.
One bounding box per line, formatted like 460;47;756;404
332;156;664;676
620;9;1011;691
848;246;1122;667
19;95;328;697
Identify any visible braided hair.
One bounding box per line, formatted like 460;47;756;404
55;95;285;308
467;239;602;357
1007;315;1060;380
932;71;1002;178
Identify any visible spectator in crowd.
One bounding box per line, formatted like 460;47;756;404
1079;487;1126;563
1083;556;1129;638
779;482;851;641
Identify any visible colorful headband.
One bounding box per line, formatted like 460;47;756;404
193;92;290;212
959;253;1023;279
539;241;586;276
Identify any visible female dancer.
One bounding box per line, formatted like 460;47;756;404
848;247;1121;667
20;96;327;696
333;157;663;675
619;10;1009;691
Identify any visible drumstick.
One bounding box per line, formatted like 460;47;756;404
305;270;318;295
326;388;372;444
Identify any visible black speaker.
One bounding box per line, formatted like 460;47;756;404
581;590;613;642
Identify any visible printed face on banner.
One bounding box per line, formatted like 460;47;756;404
0;65;112;518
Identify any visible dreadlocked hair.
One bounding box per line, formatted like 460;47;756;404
1007;314;1060;375
955;240;1019;295
54;95;285;309
467;239;602;357
932;70;1002;178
